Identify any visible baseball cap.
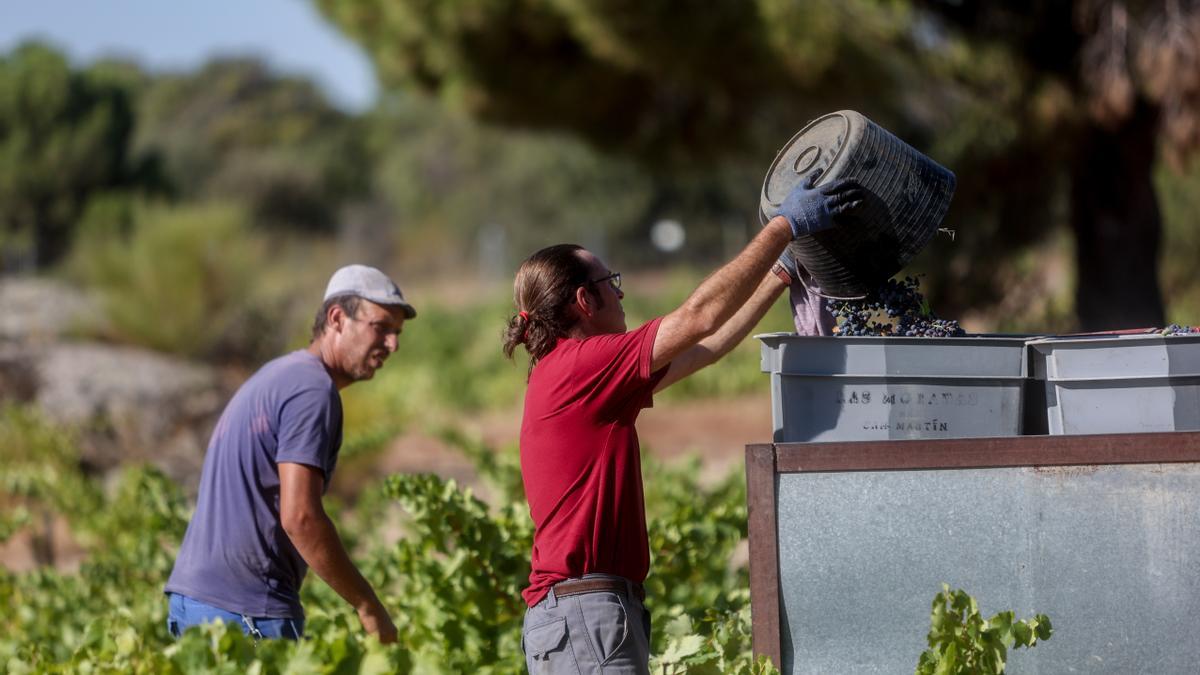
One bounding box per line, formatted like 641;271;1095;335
323;264;417;319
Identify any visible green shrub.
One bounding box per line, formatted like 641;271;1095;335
0;406;99;551
916;584;1053;675
0;406;189;668
64;201;293;363
0;412;773;673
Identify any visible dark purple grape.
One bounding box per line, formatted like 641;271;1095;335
829;274;965;338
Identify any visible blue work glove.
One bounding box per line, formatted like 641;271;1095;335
775;172;866;238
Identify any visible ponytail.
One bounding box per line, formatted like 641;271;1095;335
502;244;593;375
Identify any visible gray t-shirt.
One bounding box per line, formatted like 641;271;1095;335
165;350;342;618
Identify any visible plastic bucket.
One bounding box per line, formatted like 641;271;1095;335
759;110;956;299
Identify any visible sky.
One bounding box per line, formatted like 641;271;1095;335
0;0;378;111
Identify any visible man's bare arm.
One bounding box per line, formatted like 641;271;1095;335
650;217;792;372
278;462;398;643
654;273;788;392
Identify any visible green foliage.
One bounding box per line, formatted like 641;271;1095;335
643;456;747;614
1;408;768;673
8;3;1200;342
0;42;150;269
316;0;913;163
436;428;525;501
366;96;655;274
316;0;1200;329
65;201;297;362
0;405;190;669
132;58;366;233
0;406;98;549
657;607;778;675
640;456;777;674
0;404;78;467
362;472;530;671
916;584;1052;675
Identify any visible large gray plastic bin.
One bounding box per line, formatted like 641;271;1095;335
1028;334;1200;434
758;334;1028;442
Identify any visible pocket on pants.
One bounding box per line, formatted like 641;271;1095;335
578;592;629;665
166;593;185;638
524;616;569;660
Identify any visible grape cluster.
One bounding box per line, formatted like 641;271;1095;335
825;275;966;338
1161;324;1199;336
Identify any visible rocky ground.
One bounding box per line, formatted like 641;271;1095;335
0;278;228;486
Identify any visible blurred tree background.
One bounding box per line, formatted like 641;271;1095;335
0;44;154;269
3;0;1200;360
316;0;1200;331
3;5;1200;669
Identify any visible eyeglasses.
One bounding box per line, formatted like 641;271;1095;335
590;272;621;291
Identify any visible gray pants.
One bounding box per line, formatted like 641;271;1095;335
522;574;651;675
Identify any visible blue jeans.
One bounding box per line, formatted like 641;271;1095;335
166;592;304;640
522;574;651;675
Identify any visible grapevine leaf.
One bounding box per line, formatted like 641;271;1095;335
660;634;706;662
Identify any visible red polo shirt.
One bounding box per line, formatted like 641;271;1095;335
519;318;667;607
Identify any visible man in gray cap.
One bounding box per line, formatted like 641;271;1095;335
164;264;415;643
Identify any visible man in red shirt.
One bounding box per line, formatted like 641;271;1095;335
503;174;863;673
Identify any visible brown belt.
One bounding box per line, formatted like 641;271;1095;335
553;578;645;602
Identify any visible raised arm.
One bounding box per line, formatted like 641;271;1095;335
279;462;398;643
650;173;864;378
650;218;791;372
654;270;788;391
